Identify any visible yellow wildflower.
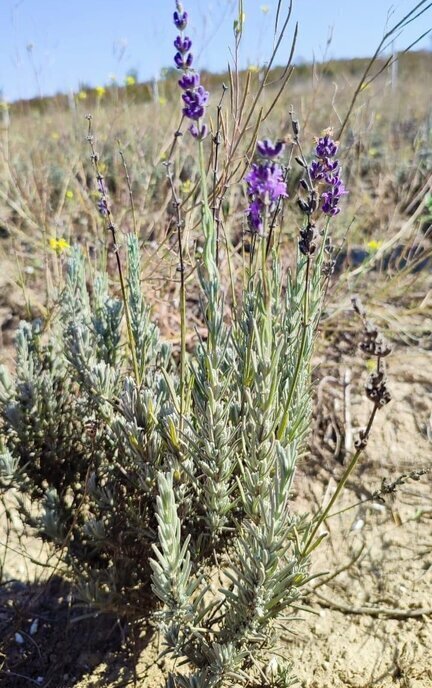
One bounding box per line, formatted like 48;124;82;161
49;237;70;253
181;179;193;194
77;90;87;100
125;75;136;86
65;190;74;200
367;239;383;252
248;65;260;73
158;96;167;106
95;86;106;98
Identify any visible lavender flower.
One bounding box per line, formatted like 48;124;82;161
308;133;348;216
245;164;287;201
257;138;285;159
174;36;192;54
174;52;193;70
173;2;209;139
189;123;208;140
97;197;109;217
247;199;265;234
182;85;209;120
173;8;188;30
245;139;287;235
321;178;348;216
178;73;200;90
315;134;338;159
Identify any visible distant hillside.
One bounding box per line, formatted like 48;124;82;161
6;50;432;116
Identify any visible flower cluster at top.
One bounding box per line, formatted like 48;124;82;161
244;139;287;235
173;2;208;139
309;134;347;216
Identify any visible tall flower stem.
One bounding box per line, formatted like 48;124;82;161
212;85;227;267
277;253;310;441
302;404;378;557
164;120;187;431
302;316;390;556
198;137;217;281
117;143;138;238
86;116;140;387
260;224;272;352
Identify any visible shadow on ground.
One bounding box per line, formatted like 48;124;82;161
0;576;152;688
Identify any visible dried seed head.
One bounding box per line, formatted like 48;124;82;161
360;321;392;358
352;297;392;357
354;430;368;449
365;368;392;407
299;222;318;256
322;259;335;277
291;118;300;138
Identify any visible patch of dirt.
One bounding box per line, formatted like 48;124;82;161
287;346;432;687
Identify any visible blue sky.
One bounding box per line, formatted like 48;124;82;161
1;0;431;102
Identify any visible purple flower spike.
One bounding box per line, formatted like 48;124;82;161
178;72;200;90
173;3;209;136
174;35;192;53
182;86;209;120
309;160;326;182
321;175;348;216
174;51;193;69
245;164;287;203
173;10;188;30
247;199;265;234
97;198;109;217
321;201;341;216
305;132;347;217
97;177;107;195
183;104;204;120
189;123;208;140
315;135;338;159
257;138;285;159
244;155;287;235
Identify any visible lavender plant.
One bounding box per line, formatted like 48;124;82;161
0;2;395;687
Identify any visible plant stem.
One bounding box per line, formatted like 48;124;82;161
198;136;218;285
164;121;186;431
86;116;140;387
277;254;310;441
302;404;378;557
212;85;227;267
118;143;138;238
